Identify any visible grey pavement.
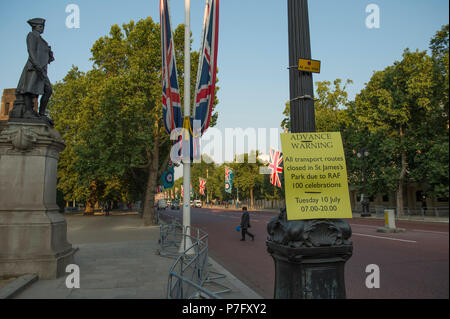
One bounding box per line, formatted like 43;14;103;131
13;212;262;299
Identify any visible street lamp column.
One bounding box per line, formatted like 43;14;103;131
266;0;353;299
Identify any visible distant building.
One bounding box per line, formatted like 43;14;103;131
0;89;16;121
0;88;38;121
349;183;448;217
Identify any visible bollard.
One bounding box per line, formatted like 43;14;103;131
384;209;396;229
377;209;405;233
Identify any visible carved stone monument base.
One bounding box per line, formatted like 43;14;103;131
0;122;76;279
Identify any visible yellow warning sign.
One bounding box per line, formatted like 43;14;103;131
298;58;321;73
280;132;352;220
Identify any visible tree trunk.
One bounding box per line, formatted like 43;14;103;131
84;202;94;215
142;123;160;226
250;188;254;209
396;181;403;216
396;127;408;216
84;182;97;215
143;167;158;226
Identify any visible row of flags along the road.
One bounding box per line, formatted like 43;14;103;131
160;1;284;192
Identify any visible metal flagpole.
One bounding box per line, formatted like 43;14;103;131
180;0;193;253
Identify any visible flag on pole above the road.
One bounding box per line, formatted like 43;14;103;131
193;0;220;135
199;178;207;196
161;162;174;189
160;0;183;134
224;166;233;194
268;148;283;188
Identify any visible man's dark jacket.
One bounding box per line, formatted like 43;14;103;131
241;211;251;230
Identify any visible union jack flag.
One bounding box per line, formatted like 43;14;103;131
160;0;183;134
181;185;184;199
268;148;283;188
199;178;207;196
193;0;220;134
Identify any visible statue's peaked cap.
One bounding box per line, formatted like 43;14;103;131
27;18;45;27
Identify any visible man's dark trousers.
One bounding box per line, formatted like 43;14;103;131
241;228;254;241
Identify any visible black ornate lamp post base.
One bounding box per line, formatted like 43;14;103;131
267;242;352;299
267;209;353;299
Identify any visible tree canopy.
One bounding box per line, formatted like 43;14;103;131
49;17;219;223
280;24;449;213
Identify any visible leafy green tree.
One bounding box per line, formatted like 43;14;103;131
230;151;264;208
315;79;353;132
352;48;438;214
416;24;449;198
281;79;352;132
280;101;291;132
50;18;219;224
280;26;449;211
50;67;95;207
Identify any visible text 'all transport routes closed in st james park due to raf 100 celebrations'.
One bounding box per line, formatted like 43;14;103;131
281;132;353;221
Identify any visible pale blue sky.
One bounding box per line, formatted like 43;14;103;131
0;0;448;172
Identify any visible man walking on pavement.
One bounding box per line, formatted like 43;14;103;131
240;207;255;241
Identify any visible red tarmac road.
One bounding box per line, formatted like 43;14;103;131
160;208;449;299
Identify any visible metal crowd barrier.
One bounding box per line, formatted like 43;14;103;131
159;222;231;299
158;223;184;258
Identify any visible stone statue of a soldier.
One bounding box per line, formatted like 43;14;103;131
10;18;54;126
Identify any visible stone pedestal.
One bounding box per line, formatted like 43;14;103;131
0;122;76;279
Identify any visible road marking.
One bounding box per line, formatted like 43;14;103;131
411;229;449;235
352;224;448;235
350;224;379;229
353;233;417;243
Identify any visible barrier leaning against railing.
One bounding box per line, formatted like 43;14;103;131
167;225;211;299
158;222;184;258
159;222;231;299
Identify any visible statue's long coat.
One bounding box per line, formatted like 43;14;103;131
16;30;53;95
